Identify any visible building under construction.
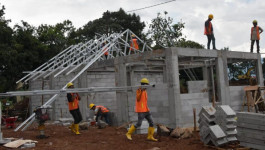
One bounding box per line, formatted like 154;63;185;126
15;29;264;129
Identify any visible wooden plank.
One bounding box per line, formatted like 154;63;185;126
244;86;258;91
4;139;37;148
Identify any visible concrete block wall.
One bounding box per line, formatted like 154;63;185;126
180;92;210;127
52;73;75;120
30;79;52;115
86;71;117;124
132;72;164;85
229;86;245;112
187;80;208;93
128;83;170;126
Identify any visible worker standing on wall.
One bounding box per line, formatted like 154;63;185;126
67;82;82;135
204;14;216;50
126;78;157;142
89;103;111;125
250;20;263;53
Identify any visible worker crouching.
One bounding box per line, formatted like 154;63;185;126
126;78;157;142
67;82;82;135
89;103;111;125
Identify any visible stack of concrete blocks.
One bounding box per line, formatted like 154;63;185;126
199;106;227;146
237;112;265;150
200;125;228;146
215;105;237;142
198;106;216;129
199;105;237;146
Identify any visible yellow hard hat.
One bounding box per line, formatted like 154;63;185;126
67;82;74;88
253;20;257;24
208;14;214;19
131;34;136;37
89;103;95;109
140;78;149;84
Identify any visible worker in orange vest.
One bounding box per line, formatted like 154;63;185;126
126;78;157;142
89;103;110;125
250;20;263;53
67;82;82;135
204;14;216;50
102;41;109;59
129;34;139;51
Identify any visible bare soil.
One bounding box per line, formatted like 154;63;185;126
0;123;222;150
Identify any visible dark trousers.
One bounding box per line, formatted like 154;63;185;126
70;108;82;124
96;112;111;125
251;40;260;53
207;34;216;49
135;112;154;128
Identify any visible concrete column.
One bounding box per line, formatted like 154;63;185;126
216;51;230;105
203;66;208;80
165;48;182;128
78;71;88;121
49;75;56;120
256;54;264;86
114;58;128;125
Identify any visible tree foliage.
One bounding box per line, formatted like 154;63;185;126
77;8;145;41
148;11;204;49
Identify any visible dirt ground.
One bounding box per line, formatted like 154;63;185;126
0;122;238;150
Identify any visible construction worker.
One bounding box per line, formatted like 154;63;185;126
250;20;263;53
204;14;216;50
129;34;139;51
89;103;110;125
126;78;157;142
102;41;109;59
67;82;82;135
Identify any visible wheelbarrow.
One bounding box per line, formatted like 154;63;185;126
3;116;18;128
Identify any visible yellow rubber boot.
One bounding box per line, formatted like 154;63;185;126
74;124;80;135
147;127;158;142
126;124;136;140
69;123;76;133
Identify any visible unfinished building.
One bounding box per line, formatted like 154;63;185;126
27;46;263;128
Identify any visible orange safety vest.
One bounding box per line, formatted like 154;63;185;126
96;106;109;113
135;89;150;113
204;21;212;35
130;39;139;51
104;48;109;56
68;93;79;110
251;26;260;40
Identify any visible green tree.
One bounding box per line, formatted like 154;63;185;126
148;11;204;49
36;20;77;58
77;8;145;41
148;11;185;48
177;39;204;49
0;4;16;92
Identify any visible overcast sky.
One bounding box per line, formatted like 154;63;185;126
1;0;265;54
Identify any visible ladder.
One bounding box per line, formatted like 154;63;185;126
14;29;153;131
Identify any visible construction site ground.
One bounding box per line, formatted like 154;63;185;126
0;122;220;150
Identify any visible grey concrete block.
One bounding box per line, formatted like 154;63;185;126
209;125;226;140
237;112;265;120
237;116;265;125
216;105;236;117
240;141;265;150
58;118;74;122
238;136;265;146
199;106;216;117
237;122;265;131
226;136;237;142
237;128;265;140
